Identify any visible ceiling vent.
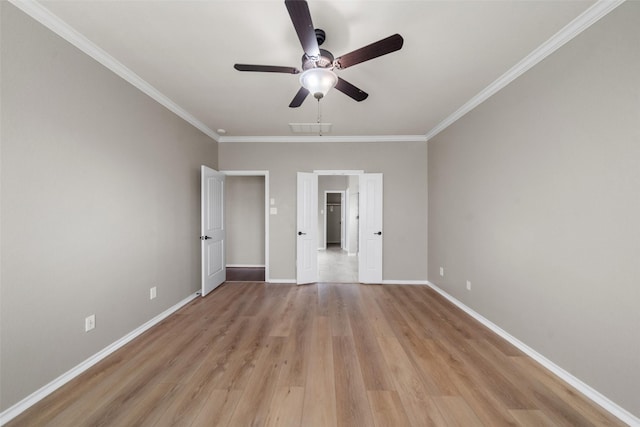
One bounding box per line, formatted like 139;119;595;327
289;123;332;134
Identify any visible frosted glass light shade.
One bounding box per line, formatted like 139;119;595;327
299;68;338;99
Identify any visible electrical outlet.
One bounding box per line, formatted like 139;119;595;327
439;267;444;277
466;280;471;291
150;286;157;300
85;314;96;332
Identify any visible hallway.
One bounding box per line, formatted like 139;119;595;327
318;244;358;283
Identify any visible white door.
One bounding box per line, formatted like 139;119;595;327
342;190;348;250
359;173;383;283
201;166;226;296
296;172;318;284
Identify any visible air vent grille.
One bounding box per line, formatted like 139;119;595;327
289;123;332;134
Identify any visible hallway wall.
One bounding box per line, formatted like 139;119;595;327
219;141;428;282
318;176;348;248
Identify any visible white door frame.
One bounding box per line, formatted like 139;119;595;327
221;170;270;282
313;170;371;283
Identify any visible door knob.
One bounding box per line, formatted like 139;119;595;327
298;231;307;236
200;235;211;240
374;231;382;235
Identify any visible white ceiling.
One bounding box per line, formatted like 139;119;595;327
32;0;600;141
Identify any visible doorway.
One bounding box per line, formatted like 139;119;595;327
222;171;270;282
297;170;382;284
317;173;360;283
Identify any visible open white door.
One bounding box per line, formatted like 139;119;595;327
342;190;348;251
359;173;383;283
201;166;226;296
296;172;318;284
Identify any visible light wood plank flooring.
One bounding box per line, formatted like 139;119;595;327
226;267;265;282
8;283;625;426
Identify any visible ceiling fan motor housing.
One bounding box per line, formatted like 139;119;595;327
302;49;334;70
315;28;326;45
233;1;403;108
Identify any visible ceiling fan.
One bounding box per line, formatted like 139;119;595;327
234;0;404;108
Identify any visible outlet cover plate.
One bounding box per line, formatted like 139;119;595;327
85;314;95;332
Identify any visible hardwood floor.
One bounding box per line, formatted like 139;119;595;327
8;283;625;426
226;267;265;282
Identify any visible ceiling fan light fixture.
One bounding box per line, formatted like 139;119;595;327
299;68;337;99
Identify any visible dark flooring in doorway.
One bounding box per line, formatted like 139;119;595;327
226;266;265;282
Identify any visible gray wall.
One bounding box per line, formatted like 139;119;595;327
225;176;265;266
0;3;217;411
428;1;640;417
220;141;428;281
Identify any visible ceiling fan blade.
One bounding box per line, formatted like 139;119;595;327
234;64;300;74
335;78;368;102
334;34;404;69
289;87;310;108
285;0;320;58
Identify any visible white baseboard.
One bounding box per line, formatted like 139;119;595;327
426;281;640;427
269;279;427;285
226;264;265;268
382;280;429;285
0;292;198;426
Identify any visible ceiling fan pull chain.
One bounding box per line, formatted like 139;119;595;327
317;98;322;136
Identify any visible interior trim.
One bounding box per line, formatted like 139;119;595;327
426;281;640;426
218;135;428;143
9;0;624;144
226;264;266;268
314;170;365;175
0;292;199;425
220;170;270;282
381;280;430;285
425;0;625;141
7;0;220;142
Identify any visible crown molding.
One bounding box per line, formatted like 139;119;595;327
12;0;623;145
9;0;220;142
9;0;422;145
425;0;626;142
218;135;428;143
